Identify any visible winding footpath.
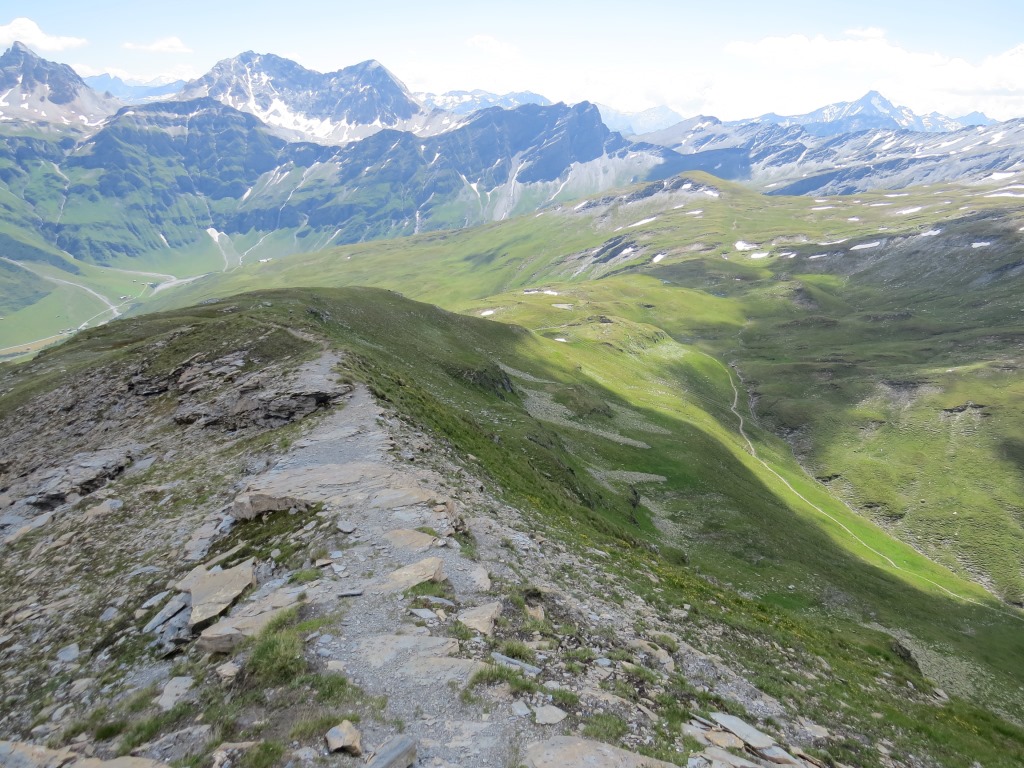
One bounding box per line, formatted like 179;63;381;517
704;351;1024;622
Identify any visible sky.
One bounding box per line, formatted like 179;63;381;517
3;1;1024;121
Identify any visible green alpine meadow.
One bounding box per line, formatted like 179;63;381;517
1;20;1023;768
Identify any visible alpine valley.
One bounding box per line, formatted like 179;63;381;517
1;38;1023;768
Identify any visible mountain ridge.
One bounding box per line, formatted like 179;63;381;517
0;41;119;127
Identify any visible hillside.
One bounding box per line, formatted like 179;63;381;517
0;288;1022;768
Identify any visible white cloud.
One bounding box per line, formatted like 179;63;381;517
122;36;192;54
844;27;887;39
709;30;1024;120
0;17;86;51
72;61;199;85
466;34;519;59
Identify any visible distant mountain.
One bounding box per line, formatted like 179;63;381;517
0;42;119;127
639;112;1024;195
740;91;970;136
0;94;685;271
417;89;551;114
956;110;996;127
84;74;185;104
177;52;460;145
596;104;684;135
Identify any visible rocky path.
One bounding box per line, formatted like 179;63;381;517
1;357;836;768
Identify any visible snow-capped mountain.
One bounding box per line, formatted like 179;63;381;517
639;112;1024;195
0;42;119;127
84;74;185;104
739;91;972;136
177;52;460;145
417;89;551;114
596;104;685;135
955;111;996;127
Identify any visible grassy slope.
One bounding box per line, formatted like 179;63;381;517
138;172;1024;601
4;287;1022;767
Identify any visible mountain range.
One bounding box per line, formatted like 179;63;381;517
0;40;1021;335
83;74;185;103
737;90;992;136
2;35;1024;768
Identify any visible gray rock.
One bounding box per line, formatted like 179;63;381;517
409;608;437;620
534;704;567;725
526;736;677;767
336;520;356;534
325;720;362;755
55;643;79;663
710;712;775;749
512;700;532;718
492;652;541;676
140;591;170;611
142;593;190;634
157;676;193;711
366;735;417;768
99;607;118;622
422;596;456;608
757;745;803;765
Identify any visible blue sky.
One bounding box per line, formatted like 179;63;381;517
4;1;1023;119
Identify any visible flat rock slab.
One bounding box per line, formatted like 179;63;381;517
350;634;481;686
369;487;437;510
706;731;744;749
526;736;678;767
188;560;255;627
457;602;502;635
156;676;193;711
233;461;392;520
366;735;417;768
468;565;491;592
0;741;168;767
533;705;567;725
710;713;775;749
701;746;763;768
756;746;803;766
198;584;315;653
353;635;459;668
399;656;483;686
383;529;436;552
373;557;445;593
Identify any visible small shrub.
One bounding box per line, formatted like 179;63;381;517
651;634;679;654
239;742;285;768
500;640;537;664
289;568;321;585
249;624;305;685
94;721;127;740
404;580;452;599
551;688;580;708
583;713;628;742
290;713;359;740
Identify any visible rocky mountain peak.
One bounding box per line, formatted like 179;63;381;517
0;42;119;126
178;51;427;145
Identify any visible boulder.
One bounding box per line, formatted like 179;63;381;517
325;721;361;755
457;602;502;635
